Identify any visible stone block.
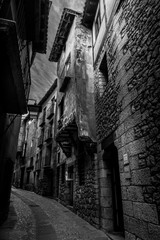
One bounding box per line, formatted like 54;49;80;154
100;196;112;208
127;138;146;156
118;34;129;53
113;6;123;25
119;105;131;124
123;200;134;217
121;129;135;147
148;223;160;240
100;187;112;197
120;173;131;186
121;186;128;200
119;18;126;33
120;67;134;87
99;168;107;178
124;165;130;173
122;93;132;110
118;146;126;160
133;202;158;224
119;159;124;173
98;159;107;170
124;215;149;240
129;155;139;170
124;111;141;132
117;83;129;104
101;207;113;219
99;177;111;188
131;168;151;185
125;231;136;240
116;123;125;138
101;218;113;231
127;186;144;202
115;66;126;86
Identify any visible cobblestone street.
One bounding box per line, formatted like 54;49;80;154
0;188;109;240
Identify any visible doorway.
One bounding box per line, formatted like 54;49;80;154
103;143;124;233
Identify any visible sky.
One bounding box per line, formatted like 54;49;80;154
29;0;85;103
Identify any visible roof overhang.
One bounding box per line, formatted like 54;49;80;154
82;0;98;29
24;0;50;54
49;8;81;62
0;18;27;114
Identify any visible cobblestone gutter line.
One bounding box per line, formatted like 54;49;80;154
12;191;57;240
0;193;36;240
12;189;111;240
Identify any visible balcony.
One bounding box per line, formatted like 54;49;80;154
59;65;71;92
47;105;54;119
56;112;77;157
44;127;52;142
37;135;43;147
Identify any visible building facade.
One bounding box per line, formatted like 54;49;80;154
82;0;160;239
0;0;49;224
14;79;57;197
49;8;98;226
35;79;57;196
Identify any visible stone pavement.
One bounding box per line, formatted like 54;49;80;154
0;188;109;240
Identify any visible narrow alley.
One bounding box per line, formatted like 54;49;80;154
1;0;160;239
0;188;111;240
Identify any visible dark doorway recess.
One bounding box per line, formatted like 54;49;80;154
103;143;124;234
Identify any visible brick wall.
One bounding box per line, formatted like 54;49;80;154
95;0;160;239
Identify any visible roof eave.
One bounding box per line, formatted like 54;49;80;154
49;8;81;62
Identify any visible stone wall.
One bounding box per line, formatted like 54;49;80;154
95;0;160;239
74;165;98;227
74;151;99;228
